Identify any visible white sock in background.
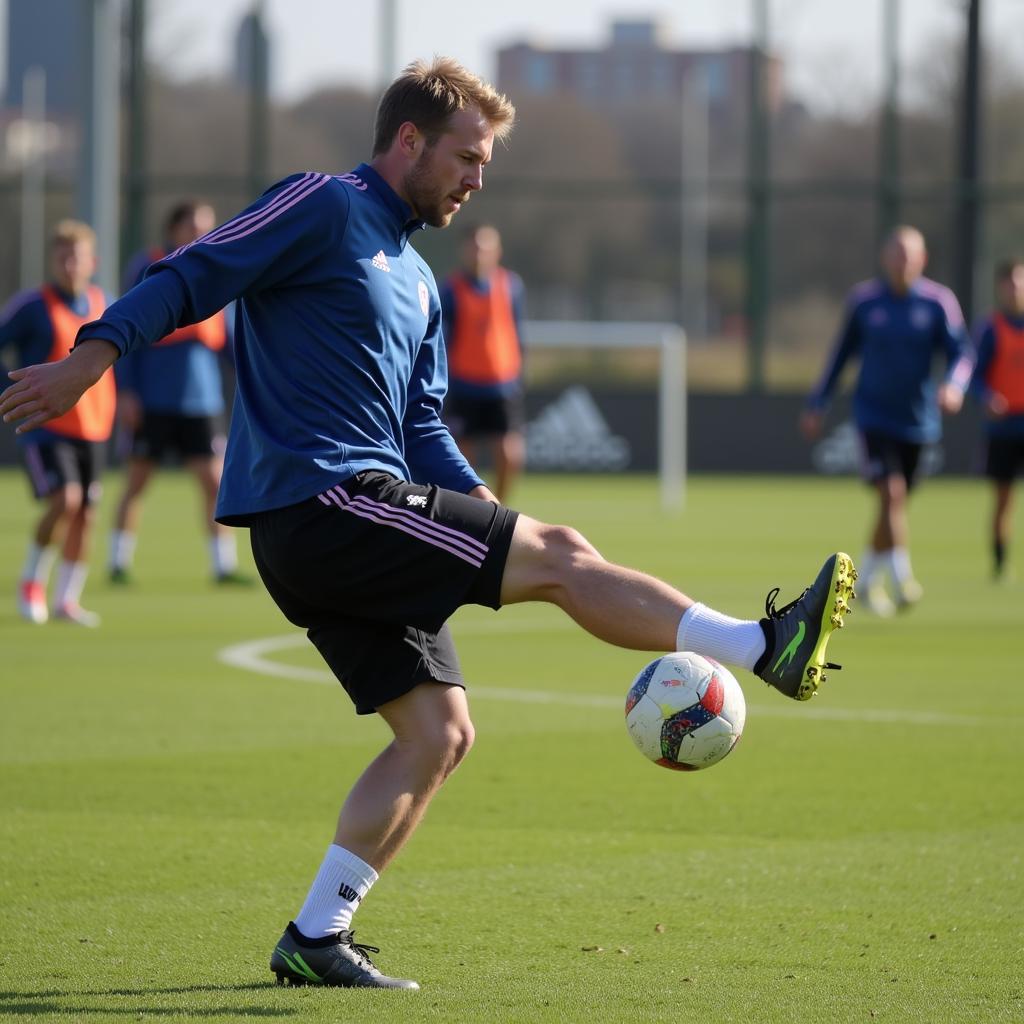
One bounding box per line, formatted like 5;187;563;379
210;533;238;577
888;546;914;585
293;844;379;939
109;530;137;571
858;549;879;587
54;560;89;609
676;603;766;671
21;542;57;585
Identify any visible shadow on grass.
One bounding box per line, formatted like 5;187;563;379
0;983;297;1018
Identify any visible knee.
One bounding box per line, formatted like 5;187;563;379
533;523;603;591
543;522;601;567
411;716;475;782
51;485;83;519
442;718;475;773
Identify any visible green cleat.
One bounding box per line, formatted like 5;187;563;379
753;552;857;701
269;922;419;990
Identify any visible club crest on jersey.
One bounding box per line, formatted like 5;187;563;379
910;304;933;329
418;280;430;316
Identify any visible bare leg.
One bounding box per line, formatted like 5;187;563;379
493;430;524;505
499;515;695;651
870;473;908;553
113;458;156;535
993;481;1013;574
185;454;223;538
333;682;474;873
34;484;80;550
62;499;94;564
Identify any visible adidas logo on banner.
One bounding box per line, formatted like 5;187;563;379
526;386;631;471
371;250;391;272
812;419;943;477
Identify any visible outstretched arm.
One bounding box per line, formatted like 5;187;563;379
1;338;118;433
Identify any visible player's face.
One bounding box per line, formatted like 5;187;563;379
463;227;502;277
170;205;216;248
882;233;927;294
997;266;1024;316
50;240;96;296
403;106;494;228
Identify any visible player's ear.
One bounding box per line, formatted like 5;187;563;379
397;121;422;159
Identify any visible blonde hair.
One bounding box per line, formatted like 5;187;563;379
373;56;515;154
50;219;96;249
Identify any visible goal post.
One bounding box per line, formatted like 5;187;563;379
522;321;687;510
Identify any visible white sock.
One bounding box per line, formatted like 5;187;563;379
889;546;913;585
859;549;878;587
210;533;238;576
54;560;89;608
293;844;378;939
109;530;137;571
22;543;57;585
676;603;766;671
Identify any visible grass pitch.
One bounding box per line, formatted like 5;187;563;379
1;468;1021;1023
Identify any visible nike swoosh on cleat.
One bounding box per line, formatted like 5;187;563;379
772;620;806;673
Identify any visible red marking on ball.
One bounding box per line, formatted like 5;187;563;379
700;674;725;715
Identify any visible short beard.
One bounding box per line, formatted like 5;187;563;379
403;148;451;228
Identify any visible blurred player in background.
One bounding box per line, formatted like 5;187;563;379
441;223;525;503
108;200;245;585
1;58;855;991
801;226;972;615
968;258;1024;580
0;221;113;626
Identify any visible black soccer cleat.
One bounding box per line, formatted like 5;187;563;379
753;552;857;701
269;922;419;990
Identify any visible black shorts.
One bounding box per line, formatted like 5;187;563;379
249;471;519;715
131;412;223;462
985;436;1024;482
859;430;924;490
21;436;105;505
445;391;523;440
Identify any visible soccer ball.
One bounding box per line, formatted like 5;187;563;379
624;652;746;771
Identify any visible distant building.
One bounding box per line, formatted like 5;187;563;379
497;18;784;115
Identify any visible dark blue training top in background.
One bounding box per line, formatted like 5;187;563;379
114;248;229;418
807;277;974;444
76;165;484;524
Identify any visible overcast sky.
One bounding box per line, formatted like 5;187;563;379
145;0;1019;114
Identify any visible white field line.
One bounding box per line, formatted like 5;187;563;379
217;632;993;728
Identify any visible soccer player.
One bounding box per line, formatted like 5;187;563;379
440;223;525;503
0;220;113;627
801;226;972;616
108;200;246;585
1;58;855;990
968;258;1024;579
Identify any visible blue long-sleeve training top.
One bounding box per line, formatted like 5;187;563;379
76;165;484;524
807;277;974;444
114;248;228;417
968;313;1024;440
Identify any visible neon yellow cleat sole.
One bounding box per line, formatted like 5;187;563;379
754;552;857;701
